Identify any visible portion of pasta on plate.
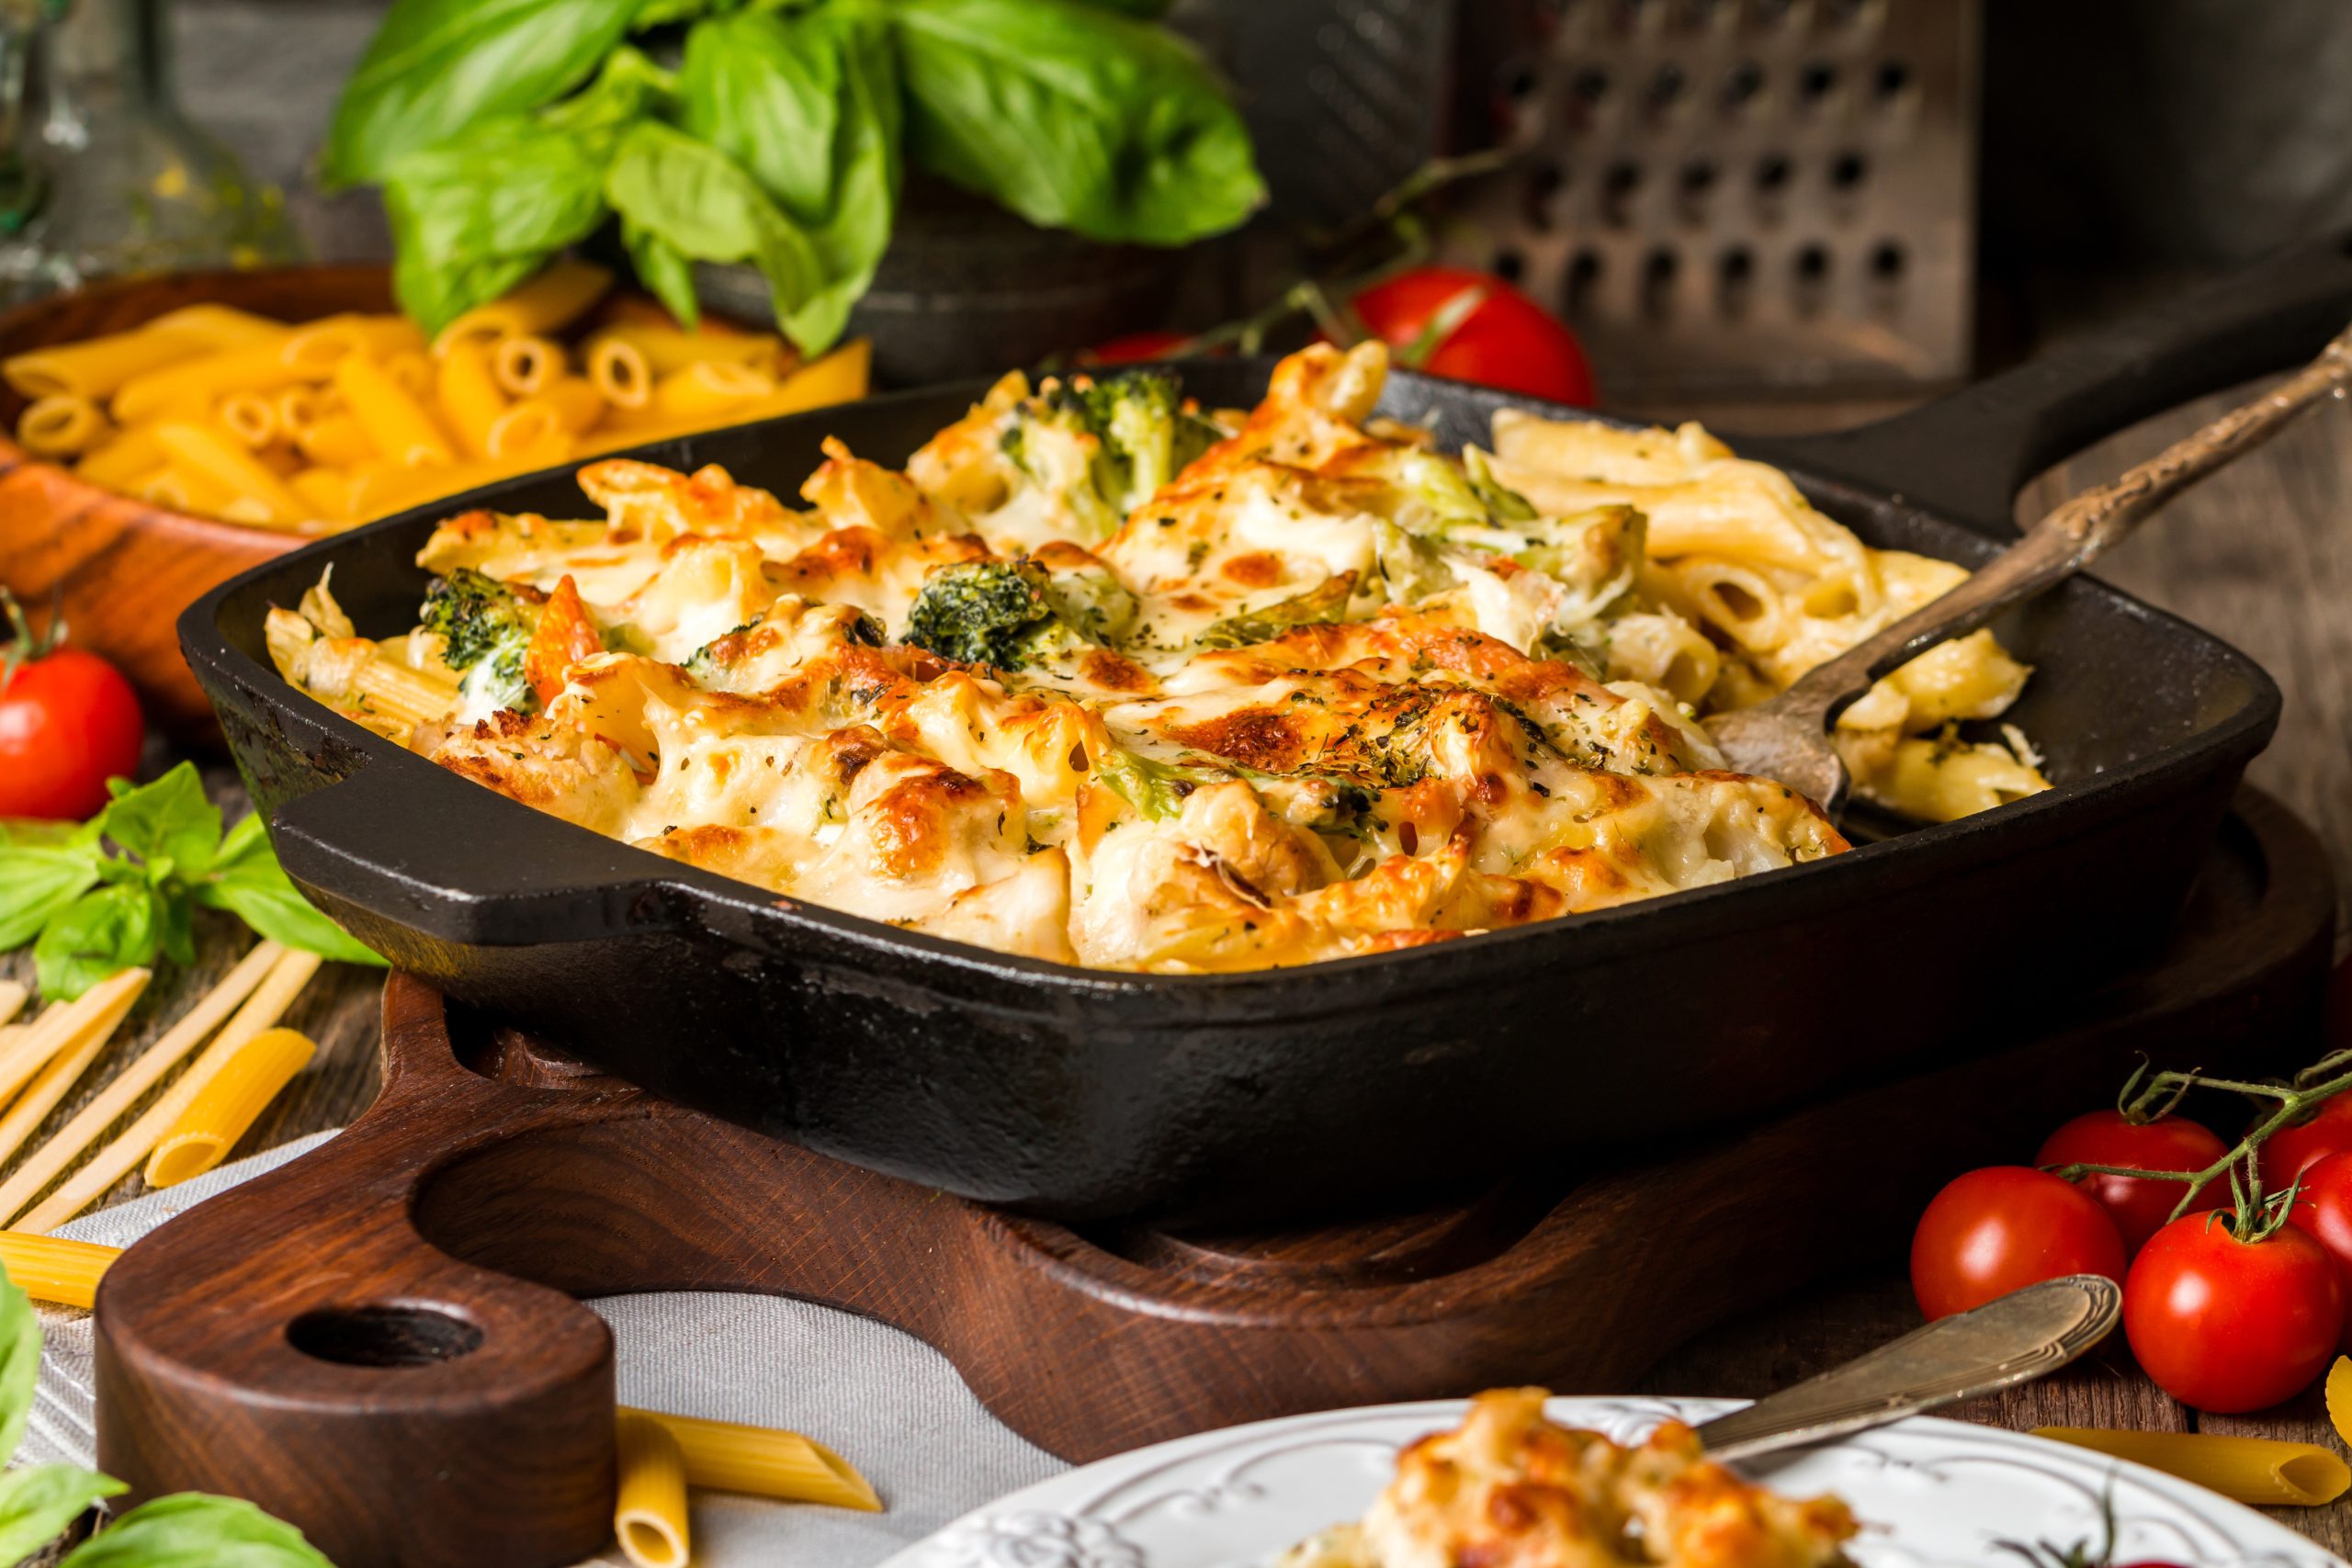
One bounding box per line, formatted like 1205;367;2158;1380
265;342;2047;973
1279;1389;1857;1568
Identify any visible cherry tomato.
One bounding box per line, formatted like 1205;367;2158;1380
2035;1111;2229;1255
1080;330;1204;366
2285;1148;2352;1345
1911;1167;2128;1321
2124;1213;2343;1412
0;605;143;820
1346;265;1597;406
2256;1093;2352;1194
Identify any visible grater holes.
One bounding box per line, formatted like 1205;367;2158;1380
1566;251;1605;316
1870;241;1906;278
1873;59;1914;103
1798;61;1840;110
1495;248;1529;284
1718;247;1756;315
1648;62;1688;117
1829;152;1869;191
1793;243;1832;314
1603;159;1645;225
1677;158;1718;223
1720;60;1766;114
1754;153;1793;196
1527;162;1568;231
1642;248;1680;314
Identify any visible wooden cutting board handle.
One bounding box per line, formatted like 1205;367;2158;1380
93;978;622;1568
90;791;2334;1568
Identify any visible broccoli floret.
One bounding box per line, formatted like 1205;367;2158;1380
421;568;540;713
1001;370;1222;534
903;559;1070;671
1197;572;1358;650
1095;747;1229;820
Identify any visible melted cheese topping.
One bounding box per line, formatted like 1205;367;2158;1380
266;343;2046;973
1279;1390;1856;1568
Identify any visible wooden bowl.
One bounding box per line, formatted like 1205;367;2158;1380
0;265;395;739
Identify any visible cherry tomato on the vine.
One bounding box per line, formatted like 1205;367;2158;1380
1080;330;1208;366
1911;1167;2128;1321
2035;1111;2229;1255
2124;1213;2342;1412
0;600;143;821
1345;265;1597;407
2286;1148;2352;1345
2256;1093;2352;1194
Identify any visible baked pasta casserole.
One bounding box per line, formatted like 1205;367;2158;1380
1279;1389;1856;1568
266;343;2047;973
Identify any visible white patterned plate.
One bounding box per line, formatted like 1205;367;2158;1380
877;1397;2346;1568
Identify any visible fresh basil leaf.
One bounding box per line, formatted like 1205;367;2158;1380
895;0;1262;246
94;763;221;882
33;884;161;1001
678;4;900;354
0;1466;127;1564
322;0;643;189
623;218;702;331
59;1494;332;1568
605;120;829;349
0;843;99;950
197;818;386;969
382;45;673;333
0;1265;38;1457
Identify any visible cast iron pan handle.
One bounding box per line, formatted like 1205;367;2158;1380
1759;227;2352;536
269;759;684;949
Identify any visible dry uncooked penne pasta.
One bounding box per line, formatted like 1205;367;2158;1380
0;1234;121;1309
144;1026;317;1188
614;1413;691;1568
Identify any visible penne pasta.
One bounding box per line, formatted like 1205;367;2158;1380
294;411;378;468
4;325;211;400
537;376;605;434
16;949;319;1235
144;1026;316;1187
217;392;278;449
153;422;308;524
618;361;776;428
73;423;172;489
621;1408;880;1511
383;349;435;399
0;1234;120;1309
288;466;360;524
17;394;111;457
435;339;508;460
0;943;281;1225
492;334;562;399
136;303;290;351
334;353;456;469
486;400;564;461
589;322;783;377
614;1413;691;1568
2032;1427;2350;1508
279;315;377;374
113;341;312;424
718;339;872;424
587;334;653;411
434;258;614;355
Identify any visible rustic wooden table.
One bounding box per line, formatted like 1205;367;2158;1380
6;377;2349;1551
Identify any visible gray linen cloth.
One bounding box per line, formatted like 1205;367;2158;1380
27;1134;1065;1564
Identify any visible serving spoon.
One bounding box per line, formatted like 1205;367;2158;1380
1711;321;2352;815
1690;1273;2119;1464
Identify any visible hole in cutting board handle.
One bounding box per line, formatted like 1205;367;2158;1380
287;1305;484;1368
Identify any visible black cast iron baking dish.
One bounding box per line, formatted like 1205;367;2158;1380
183;231;2352;1224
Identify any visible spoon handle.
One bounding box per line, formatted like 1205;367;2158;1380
1774;321;2352;733
1690;1275;2120;1464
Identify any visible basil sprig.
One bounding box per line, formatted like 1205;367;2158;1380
326;0;1264;355
0;1266;334;1564
1;764;385;1002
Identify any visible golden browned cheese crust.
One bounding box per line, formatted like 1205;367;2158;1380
262;341;2043;972
1281;1390;1856;1568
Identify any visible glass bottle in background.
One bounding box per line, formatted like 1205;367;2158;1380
0;0;294;304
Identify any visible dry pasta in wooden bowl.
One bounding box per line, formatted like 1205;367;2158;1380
0;261;872;736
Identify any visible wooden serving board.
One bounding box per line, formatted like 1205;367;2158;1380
90;790;2333;1568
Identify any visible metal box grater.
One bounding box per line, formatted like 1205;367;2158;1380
1451;0;1980;398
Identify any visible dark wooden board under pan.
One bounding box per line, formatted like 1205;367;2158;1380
91;789;2333;1568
